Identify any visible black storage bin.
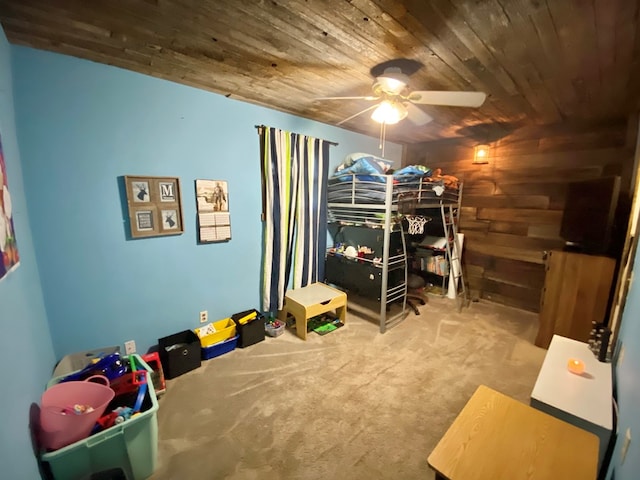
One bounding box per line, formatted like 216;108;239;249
158;330;201;379
231;309;266;348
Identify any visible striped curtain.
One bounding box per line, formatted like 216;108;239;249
261;127;330;312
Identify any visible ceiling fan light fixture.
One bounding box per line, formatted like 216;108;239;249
375;67;410;95
371;101;408;125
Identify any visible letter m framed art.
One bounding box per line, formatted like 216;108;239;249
124;175;184;238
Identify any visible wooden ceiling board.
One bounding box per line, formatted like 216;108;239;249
507;1;581;118
1;0;639;143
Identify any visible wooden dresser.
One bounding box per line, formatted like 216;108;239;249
535;250;615;349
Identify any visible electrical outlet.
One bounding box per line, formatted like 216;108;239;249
621;428;632;464
200;310;208;323
124;340;136;355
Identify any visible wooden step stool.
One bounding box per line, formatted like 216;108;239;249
278;282;347;340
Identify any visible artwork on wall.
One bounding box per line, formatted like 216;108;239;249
195;179;231;243
124;175;184;238
0;133;20;281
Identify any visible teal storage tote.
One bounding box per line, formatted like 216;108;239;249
40;354;159;480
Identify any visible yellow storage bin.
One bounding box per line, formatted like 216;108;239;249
195;318;237;347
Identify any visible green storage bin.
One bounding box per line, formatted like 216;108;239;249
40;354;159;480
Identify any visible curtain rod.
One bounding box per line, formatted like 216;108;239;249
254;125;339;146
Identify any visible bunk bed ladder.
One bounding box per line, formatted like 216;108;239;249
440;203;468;311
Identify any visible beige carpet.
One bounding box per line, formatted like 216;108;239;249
149;296;546;480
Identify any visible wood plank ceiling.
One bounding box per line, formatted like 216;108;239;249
1;0;639;144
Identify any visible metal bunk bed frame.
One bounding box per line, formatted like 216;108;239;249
326;173;468;332
327;176;406;332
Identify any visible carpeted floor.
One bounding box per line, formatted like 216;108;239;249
149;295;546;480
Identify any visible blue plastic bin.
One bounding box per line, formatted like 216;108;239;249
201;335;239;360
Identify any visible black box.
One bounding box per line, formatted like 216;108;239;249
158;330;201;379
231;309;266;348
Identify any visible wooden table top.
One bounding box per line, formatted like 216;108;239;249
428;385;599;480
284;282;345;305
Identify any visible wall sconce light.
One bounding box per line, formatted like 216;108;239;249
473;144;490;164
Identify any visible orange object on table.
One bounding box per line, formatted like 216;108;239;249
567;358;586;375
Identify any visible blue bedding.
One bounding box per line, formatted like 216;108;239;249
328;155;459;205
332;157;432;183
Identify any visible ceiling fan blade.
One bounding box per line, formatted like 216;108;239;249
406;103;433;126
336;104;380;125
314;96;379;101
408;91;487;107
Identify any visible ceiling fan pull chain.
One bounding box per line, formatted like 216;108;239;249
382;122;386;157
379;121;387;157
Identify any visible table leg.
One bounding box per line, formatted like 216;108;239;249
336;303;347;324
295;313;307;341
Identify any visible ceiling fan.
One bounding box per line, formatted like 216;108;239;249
315;66;487;127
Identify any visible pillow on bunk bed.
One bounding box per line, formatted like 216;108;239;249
333;153;393;182
392;165;432;182
340;152;393;172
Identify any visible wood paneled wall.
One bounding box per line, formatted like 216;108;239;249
404;121;635;312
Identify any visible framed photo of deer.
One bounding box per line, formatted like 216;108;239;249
124;175;184;238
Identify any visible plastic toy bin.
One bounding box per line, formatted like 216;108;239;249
195;318;236;347
201;334;239;360
40;355;159;480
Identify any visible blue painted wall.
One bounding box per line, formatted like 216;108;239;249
12;46;402;359
0;29;56;479
607;244;640;479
